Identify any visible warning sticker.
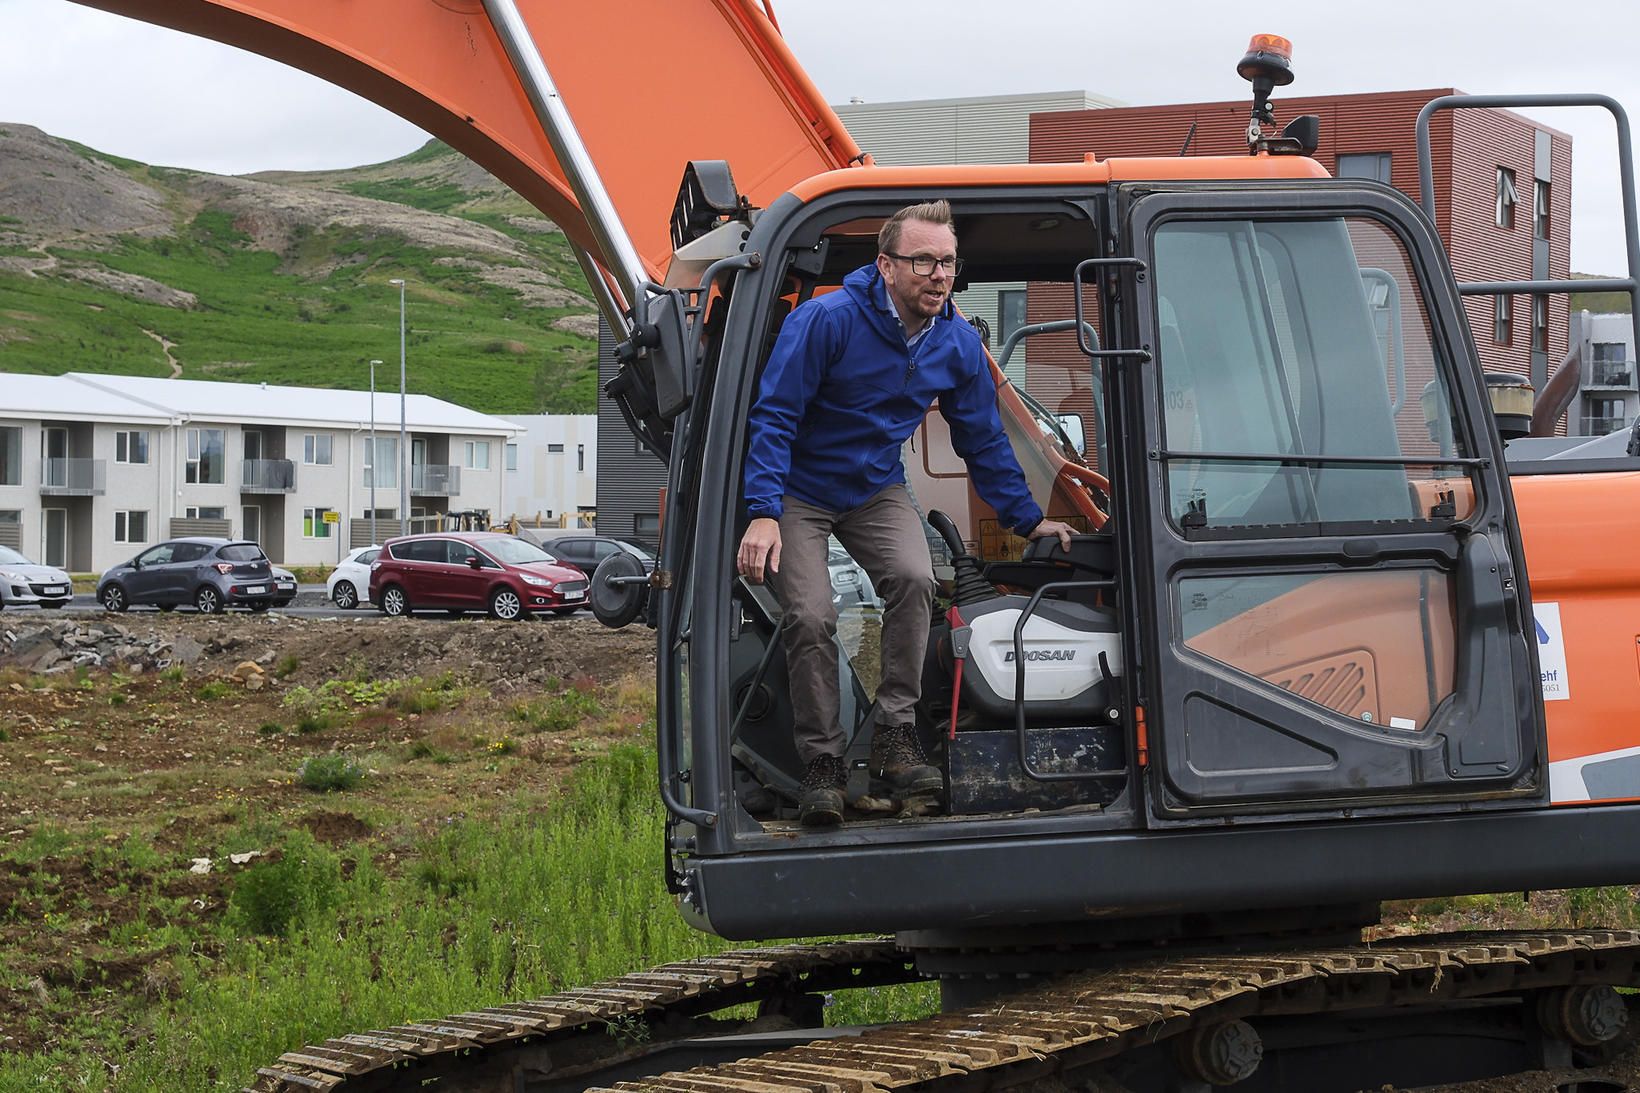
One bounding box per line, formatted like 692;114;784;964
1534;602;1571;702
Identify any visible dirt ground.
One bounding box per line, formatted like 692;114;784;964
0;611;655;1060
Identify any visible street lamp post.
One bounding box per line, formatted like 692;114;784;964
389;278;408;534
368;359;382;543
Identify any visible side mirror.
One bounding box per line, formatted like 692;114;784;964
466;555;482;570
1056;413;1087;456
130;559;142;571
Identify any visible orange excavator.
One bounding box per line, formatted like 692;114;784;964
67;3;1640;1090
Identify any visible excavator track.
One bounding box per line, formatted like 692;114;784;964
250;930;1640;1093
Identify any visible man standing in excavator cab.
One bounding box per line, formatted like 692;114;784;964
737;200;1074;827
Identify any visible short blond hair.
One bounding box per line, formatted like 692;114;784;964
878;200;955;255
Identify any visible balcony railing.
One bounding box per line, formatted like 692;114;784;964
411;464;460;496
1590;361;1636;388
40;458;105;496
1580;415;1630;436
241;458;297;493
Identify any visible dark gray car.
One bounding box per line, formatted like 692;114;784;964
540;535;655;580
97;538;276;614
0;545;74;610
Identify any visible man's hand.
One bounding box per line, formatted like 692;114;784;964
737;517;782;583
1027;518;1076;554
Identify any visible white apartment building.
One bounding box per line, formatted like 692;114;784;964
0;372;521;571
1568;311;1637;437
500;415;597;528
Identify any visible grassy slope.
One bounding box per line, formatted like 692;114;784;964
0;146;597;415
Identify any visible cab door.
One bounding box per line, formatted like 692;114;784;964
1119;186;1543;818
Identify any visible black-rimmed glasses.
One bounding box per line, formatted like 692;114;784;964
885;252;964;276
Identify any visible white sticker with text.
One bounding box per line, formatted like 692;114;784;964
1534;602;1571;702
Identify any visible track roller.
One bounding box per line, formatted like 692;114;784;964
1169;1019;1263;1086
1537;985;1628;1047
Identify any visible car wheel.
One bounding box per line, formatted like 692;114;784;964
380;585;409;617
332;581;358;610
488;587;523;621
195;586;223;615
100;584;129;613
158;604;176;613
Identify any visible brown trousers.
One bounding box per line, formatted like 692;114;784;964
773;485;935;764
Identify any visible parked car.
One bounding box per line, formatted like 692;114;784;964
326;546;381;610
369;532;588;620
827;537;881;609
0;545;73;610
272;566;299;607
539;535;656;580
97;538;275;614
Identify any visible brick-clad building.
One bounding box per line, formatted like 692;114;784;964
1028;89;1572;391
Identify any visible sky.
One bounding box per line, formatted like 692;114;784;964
4;0;1639;273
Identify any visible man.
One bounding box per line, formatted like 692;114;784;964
737;200;1074;827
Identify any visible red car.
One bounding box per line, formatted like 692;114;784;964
369;532;588;620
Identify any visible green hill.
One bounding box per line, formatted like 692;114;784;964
1569;272;1634;315
0;125;597;414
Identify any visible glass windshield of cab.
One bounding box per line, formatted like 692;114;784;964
1152;215;1474;533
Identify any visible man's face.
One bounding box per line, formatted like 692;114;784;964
877;220;958;325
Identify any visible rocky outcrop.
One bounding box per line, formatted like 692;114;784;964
0;620;201;674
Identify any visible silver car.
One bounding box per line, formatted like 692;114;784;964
0;545;74;610
827;538;881;609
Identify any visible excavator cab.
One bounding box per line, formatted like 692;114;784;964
639;170;1550;940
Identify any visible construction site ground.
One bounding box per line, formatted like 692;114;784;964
2;609;1638;1091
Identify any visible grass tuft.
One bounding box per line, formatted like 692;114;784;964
297;754;366;793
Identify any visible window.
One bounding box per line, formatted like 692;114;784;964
1534;179;1550;239
303;433;333;466
1585;396;1626;435
997;288;1027;349
505;443;519;472
577;444;586;473
1150;215;1472;532
547;443;565;453
185;428;225;484
115;430;149;465
1495;167;1518;229
0;426;18;486
302;507;334;538
634;513;660;539
363;437;397;488
1531;295;1548;353
465;440;491;469
114;510;149;543
1494;295;1513;345
1337;152;1393;184
1592;342;1633;386
185;506;226;520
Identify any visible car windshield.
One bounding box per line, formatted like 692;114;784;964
218;544;267;562
0;546;31;565
483;538;556;565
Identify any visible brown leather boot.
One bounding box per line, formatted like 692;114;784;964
798;753;846;827
870;723;943;795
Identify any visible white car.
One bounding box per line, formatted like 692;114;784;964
827;538;881;609
272;566;299;607
0;545;74;610
326;546;381;610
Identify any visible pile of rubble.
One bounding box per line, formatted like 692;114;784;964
0;620;204;675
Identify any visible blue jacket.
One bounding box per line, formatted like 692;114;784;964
743;263;1043;534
